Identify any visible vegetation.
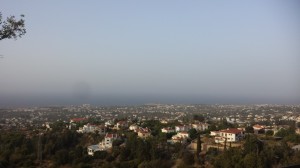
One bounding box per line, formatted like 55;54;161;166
0;12;26;41
211;134;300;168
1;118;300;167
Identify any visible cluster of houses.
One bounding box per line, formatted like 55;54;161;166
70;117;300;156
84;121;210;156
161;122;210;144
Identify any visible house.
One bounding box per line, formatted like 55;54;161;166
253;124;265;134
77;123;106;134
175;125;191;132
129;124;138;131
99;133;119;148
137;127;151;139
161;127;175;133
292;144;300;151
87;133;119;156
116;121;128;130
210;131;220;136
211;128;244;143
160;120;168;124
169;132;189;144
70;118;87;123
87;145;101;156
192;123;209;131
105;120;114;127
177;132;189;138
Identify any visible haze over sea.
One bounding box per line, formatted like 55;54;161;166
0;1;300;107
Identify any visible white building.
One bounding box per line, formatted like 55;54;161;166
175;125;191;132
115;121;128;130
136;127;151;139
161;127;175;133
253;124;265;134
210;131;220;136
169;132;189;144
87;133;119;156
211;128;244;143
77;123;106;134
192;123;209;131
129;124;138;131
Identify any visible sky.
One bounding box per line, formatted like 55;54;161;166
0;1;300;107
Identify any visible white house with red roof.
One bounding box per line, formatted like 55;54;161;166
253;124;265;134
115;121;128;130
137;127;151;139
169;131;190;144
211;128;244;143
70;118;87;123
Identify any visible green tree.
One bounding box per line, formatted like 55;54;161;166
188;128;198;140
265;130;274;136
245;126;254;133
182;151;194;165
193;114;205;122
243;153;257;168
0;12;26;40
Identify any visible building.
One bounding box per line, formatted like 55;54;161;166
137;127;151;139
292;144;300;152
253;124;265;134
77;123;106;134
115;121;128;130
175;125;191;132
87;133;119;156
169;132;189;144
210;131;220;136
192;123;209;131
70;118;87;123
211;128;244;143
161;127;175;133
129;124;138;131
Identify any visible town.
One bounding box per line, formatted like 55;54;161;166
1;104;300;167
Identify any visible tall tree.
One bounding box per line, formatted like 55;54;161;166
196;134;201;156
0;12;26;40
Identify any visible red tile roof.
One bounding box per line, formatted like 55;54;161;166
219;128;242;134
253;124;265;129
70;118;87;122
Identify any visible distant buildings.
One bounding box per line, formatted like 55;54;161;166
70;118;87;123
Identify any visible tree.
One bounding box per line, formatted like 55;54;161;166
193;114;205;122
188;128;198;140
0;12;26;40
196;134;201;156
243;153;257;168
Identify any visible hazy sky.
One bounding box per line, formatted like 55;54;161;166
0;1;300;106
